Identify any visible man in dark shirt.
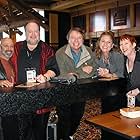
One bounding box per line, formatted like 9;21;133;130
11;20;59;140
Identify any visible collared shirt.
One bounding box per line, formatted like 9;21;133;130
71;48;82;65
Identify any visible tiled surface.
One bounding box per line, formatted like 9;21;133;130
73;98;101;140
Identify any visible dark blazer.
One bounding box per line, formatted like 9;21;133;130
124;51;140;90
11;40;59;83
124;51;140;103
0;61;7;80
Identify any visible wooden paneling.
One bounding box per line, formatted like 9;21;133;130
135;4;140;27
49;13;58;46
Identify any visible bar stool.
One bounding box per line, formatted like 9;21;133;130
46;108;58;140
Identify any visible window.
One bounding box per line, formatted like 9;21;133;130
90;11;106;32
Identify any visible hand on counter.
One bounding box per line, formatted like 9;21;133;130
0;80;14;87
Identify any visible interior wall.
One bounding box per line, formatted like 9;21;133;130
58;12;71;49
45;11;70;50
71;0;140;39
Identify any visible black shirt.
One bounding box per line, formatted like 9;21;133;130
18;42;41;83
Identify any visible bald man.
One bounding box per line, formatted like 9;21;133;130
0;38;20;140
0;38;15;87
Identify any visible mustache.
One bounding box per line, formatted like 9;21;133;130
27;39;40;45
2;50;13;58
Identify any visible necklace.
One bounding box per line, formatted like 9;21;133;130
103;56;110;65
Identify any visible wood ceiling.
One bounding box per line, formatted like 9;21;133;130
0;0;95;33
0;0;49;32
0;0;139;33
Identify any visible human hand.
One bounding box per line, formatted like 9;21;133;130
0;80;14;87
36;74;47;83
97;67;109;77
82;65;93;74
127;88;140;97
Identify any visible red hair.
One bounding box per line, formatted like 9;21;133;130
120;34;136;44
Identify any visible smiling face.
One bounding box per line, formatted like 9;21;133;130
68;30;84;53
0;38;14;60
99;35;113;54
120;36;136;57
25;22;40;50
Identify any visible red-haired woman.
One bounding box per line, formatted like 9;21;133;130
120;34;140;106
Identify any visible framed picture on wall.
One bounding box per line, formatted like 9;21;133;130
110;5;130;30
113;7;127;26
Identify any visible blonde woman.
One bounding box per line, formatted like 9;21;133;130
94;31;125;140
94;31;124;78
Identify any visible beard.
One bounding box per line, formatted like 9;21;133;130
27;38;40;46
2;50;13;59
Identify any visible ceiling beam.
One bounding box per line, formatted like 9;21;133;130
50;0;93;11
10;0;49;31
0;7;9;16
0;0;8;6
0;18;30;32
70;0;140;15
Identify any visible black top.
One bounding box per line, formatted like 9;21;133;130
124;51;140;103
124;51;140;90
18;42;41;83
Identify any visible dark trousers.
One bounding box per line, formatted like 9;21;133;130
1;115;20;140
2;113;49;140
57;102;85;140
19;113;50;140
